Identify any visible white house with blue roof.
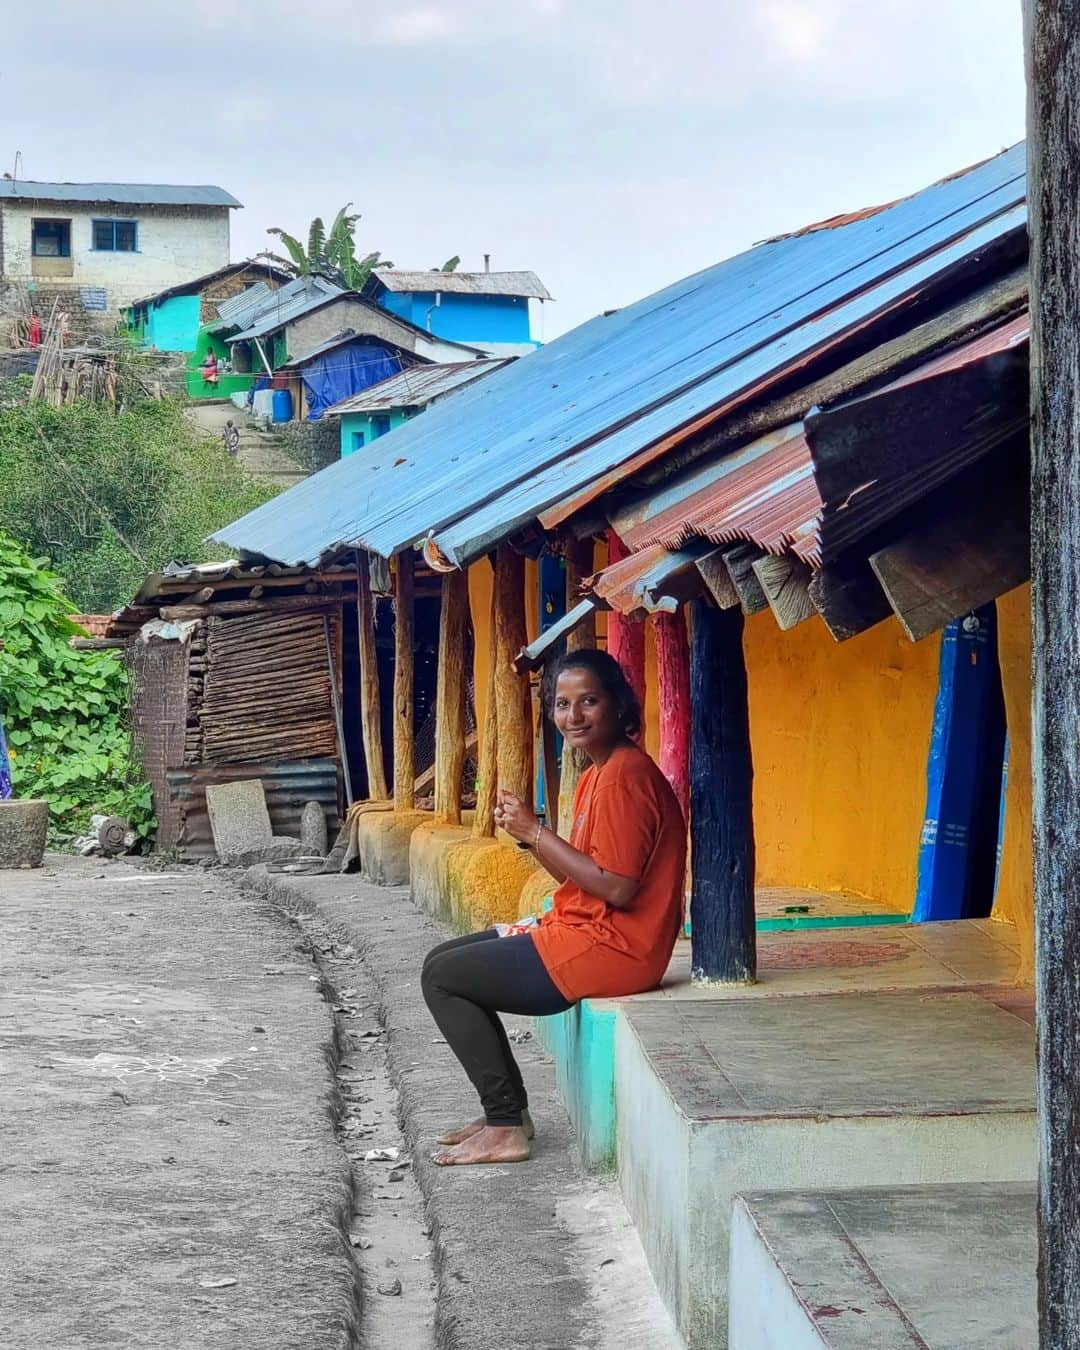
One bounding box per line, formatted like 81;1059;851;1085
0;179;239;317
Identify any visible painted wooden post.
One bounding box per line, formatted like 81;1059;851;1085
606;530;646;713
433;570;468;824
356;552;388;801
689;599;756;984
392;555;415;811
494;543;533;807
472;582;499;839
559;538;598;834
653;610;691;822
1026;7;1080;1340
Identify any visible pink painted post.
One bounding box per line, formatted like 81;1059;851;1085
653;610;691;821
605;530;646;715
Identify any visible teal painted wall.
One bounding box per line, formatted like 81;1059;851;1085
147;294;202;353
537;1000;618;1171
340;408;411;458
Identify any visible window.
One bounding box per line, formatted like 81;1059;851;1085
92;218;138;252
32;219;71;257
371;414;392;439
352;431;366;451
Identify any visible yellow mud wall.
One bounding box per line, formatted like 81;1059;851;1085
744;610;940;910
991;583;1033;979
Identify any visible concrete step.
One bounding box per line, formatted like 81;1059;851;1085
182;401;309;487
729;1182;1036;1348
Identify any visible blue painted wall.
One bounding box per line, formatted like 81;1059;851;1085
377;290;536;346
146;295;202;352
340;408;411;458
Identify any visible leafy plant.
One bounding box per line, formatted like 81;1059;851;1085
0;394;277;612
0;533;154;845
265;204;395;291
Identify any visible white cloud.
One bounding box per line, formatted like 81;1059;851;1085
764;3;825;62
378;8;455;43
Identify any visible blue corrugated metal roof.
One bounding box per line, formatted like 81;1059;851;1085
323;358;511;414
212;144;1026;567
0;180;240;207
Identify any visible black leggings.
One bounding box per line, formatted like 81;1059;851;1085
421;929;573;1127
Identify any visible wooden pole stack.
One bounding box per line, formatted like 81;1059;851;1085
392;556;415;811
356;553;389;801
433;570;469;823
688;600;756;984
1025;5;1080;1340
494;543;533;809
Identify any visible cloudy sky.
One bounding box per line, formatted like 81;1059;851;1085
4;2;1025;335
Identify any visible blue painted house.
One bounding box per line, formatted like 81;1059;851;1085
325;358;512;457
362;269;551;356
126;260;289;354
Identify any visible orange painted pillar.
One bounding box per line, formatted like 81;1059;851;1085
606;529;646;716
653;610;691;821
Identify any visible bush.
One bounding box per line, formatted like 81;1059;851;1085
0;394;278;612
0;533;153;844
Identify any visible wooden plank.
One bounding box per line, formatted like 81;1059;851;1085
392;556;415;810
695;549;741;609
808;557;893;642
433;570;468;822
653;610;690;822
472;582;499;839
868;447;1030;642
414;730;477;796
689;600;756;984
751;554;815;630
356;553;389;801
565;537;598;651
1027;8;1080;1343
722;544;769;616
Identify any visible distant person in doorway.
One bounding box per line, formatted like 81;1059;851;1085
422;648;686;1166
200;349;219;389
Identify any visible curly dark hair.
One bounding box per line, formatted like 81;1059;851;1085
546;647;642;740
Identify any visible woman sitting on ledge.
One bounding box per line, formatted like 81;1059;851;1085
421;647;687;1167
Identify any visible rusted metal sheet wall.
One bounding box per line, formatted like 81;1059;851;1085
164;757;341;858
128;635;190;850
200;608;340;764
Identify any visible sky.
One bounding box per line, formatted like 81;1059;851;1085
3;1;1026;336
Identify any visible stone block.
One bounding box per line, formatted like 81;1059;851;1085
299;801;328;858
0;799;49;868
355;809;429;886
231;836;304;868
205;779;272;864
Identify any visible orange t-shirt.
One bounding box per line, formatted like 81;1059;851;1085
531;745;687;1002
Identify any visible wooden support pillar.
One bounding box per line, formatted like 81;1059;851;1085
652;610;691;822
433;570;468;824
392;555;415;811
559;538;598;833
1026;7;1080;1340
605;530;646;713
473;581;499;838
688;599;756;984
357;552;388;801
494;543;533;807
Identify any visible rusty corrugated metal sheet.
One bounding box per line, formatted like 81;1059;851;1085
128;633;191;851
165;758;341;858
584;542;713;618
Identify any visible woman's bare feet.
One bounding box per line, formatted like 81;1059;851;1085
436;1109;535;1147
431;1124;531;1166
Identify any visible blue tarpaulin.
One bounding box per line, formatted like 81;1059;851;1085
301;341;403;419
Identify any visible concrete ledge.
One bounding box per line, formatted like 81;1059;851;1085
354;808;430;886
409;821;474;925
536;999;618;1171
519;867;558;920
729;1183;1036;1348
454;842;538;929
616;990;1036;1347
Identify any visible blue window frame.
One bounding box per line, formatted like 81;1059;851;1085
352;431;366;451
371;414;392;439
92;218;138;252
32;218;70;257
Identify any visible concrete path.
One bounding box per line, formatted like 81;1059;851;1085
184;400;309;487
0;857;359;1349
248;868;681;1350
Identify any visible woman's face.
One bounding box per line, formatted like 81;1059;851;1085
552;667;622;760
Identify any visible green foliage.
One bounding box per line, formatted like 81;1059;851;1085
0;395;277;613
438;256;461;273
265;203;396;291
0;533;154;844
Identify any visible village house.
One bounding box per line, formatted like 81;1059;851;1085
363;267;551;356
0;180;239;323
207;143;1040;1347
325;358;511;458
124;259;289;354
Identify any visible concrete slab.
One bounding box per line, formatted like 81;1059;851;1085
615;990;1036;1348
356;807;429;885
409;820;475;923
729;1183;1036;1348
205;778;272;863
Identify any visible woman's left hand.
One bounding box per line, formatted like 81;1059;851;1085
494;789;539;845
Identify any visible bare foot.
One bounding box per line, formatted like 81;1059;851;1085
431;1124;531;1166
436;1109;535;1147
